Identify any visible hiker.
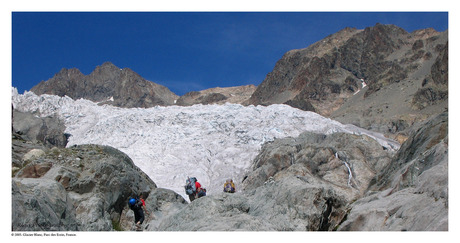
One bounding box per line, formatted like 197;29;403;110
185;177;206;201
223;179;236;193
185;177;198;201
197;187;207;198
195;179;207;198
128;195;146;230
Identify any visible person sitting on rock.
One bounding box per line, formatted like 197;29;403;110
223;179;236;193
197;187;207;198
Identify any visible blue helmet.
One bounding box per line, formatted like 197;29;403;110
129;198;136;206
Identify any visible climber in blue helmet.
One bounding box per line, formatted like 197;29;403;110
128;194;147;230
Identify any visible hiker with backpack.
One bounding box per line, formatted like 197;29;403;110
184;177;206;202
223;179;236;193
128;194;148;230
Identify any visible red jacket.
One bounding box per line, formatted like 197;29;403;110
195;181;201;191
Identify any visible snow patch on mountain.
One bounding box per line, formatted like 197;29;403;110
12;88;399;200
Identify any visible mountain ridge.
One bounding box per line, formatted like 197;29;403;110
246;24;447;142
31;62;179;108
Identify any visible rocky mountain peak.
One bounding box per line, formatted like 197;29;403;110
289;26;363;58
361;23;408;53
246;23;447;142
31;62;178;108
55;67;84;78
90;61;122;76
32;68;85;98
409;27;439;40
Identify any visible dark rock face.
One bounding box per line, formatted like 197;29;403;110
339;24;409;96
412;43;448;109
178;92;227;105
30;62;178;108
248;24;445;107
284;98;316;112
246;26;362;107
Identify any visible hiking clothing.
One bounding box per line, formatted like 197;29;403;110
133;208;144;224
197;188;206;198
223;179;236;193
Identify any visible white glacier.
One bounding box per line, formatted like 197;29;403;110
12;88;399;201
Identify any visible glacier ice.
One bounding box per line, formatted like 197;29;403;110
12;88;399;201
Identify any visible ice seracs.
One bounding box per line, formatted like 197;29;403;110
12;88;398;200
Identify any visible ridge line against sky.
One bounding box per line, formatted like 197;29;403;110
11;11;448;96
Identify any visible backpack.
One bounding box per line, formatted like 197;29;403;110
223;181;235;193
184;177;197;195
128;197;142;211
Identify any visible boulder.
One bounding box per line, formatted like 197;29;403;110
22;149;46;163
12;129;49;170
12;178;78;231
337;112;448;231
371;112;447;191
12;144;163;231
242;131;394;199
12;110;69;148
155;192;276;231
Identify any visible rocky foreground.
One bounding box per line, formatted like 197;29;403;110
11;107;447;231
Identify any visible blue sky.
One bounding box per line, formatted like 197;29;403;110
12;12;448;96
